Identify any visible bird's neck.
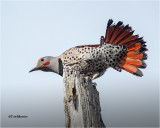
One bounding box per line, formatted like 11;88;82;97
50;57;63;76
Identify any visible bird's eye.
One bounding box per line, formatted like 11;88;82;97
41;58;44;61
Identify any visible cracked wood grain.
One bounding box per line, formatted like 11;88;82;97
63;67;105;127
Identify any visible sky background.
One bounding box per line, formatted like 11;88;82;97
1;0;159;127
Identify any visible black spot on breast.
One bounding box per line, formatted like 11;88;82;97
112;63;115;66
109;51;113;54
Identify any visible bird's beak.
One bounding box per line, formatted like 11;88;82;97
29;66;41;73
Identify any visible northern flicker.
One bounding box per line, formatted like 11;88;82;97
29;19;147;79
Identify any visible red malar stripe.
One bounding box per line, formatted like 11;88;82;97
43;61;50;65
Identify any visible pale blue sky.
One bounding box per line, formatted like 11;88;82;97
1;0;159;127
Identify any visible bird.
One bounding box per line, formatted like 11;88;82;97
29;19;147;80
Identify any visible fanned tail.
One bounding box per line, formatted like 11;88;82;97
104;19;148;77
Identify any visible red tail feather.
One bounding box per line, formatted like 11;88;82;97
104;19;147;76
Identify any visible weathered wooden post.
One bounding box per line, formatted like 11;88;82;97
63;67;105;127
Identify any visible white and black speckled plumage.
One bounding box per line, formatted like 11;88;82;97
60;43;127;79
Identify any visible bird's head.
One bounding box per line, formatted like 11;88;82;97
29;56;54;73
29;56;63;76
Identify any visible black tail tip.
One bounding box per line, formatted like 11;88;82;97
142;53;148;60
134;69;143;77
116;21;123;27
107;19;113;27
139;61;147;69
140;47;148;52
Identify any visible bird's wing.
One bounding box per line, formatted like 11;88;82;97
60;45;100;66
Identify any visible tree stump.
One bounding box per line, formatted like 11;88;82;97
63;67;105;127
